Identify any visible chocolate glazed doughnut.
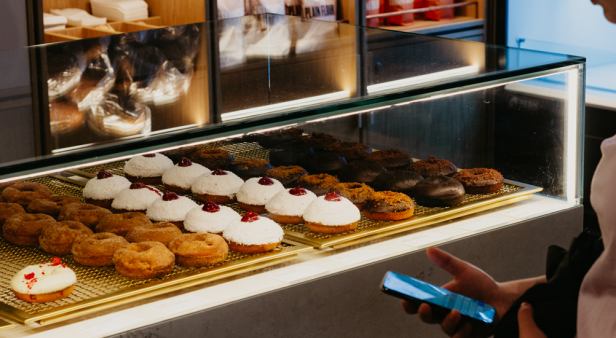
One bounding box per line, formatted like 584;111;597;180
299;152;347;176
453;168;504;194
414;175;465;207
370;170;424;197
339;160;387;185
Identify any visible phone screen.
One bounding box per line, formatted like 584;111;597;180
382;271;495;324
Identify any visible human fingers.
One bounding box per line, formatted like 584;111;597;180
401;300;419;314
452;322;473;338
426;247;469;277
417;303;440;324
518;302;547;338
441;310;462;336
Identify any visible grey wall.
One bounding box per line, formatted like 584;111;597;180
0;0;28;51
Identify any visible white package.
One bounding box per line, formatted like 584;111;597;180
50;8;107;27
218;0;246;19
91;0;149;21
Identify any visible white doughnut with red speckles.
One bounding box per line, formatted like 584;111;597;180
10;263;76;295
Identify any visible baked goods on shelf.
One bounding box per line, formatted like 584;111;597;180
3;213;56;246
168;233;229;267
123;153;174;185
125;222;182;246
191;168;244;204
0;203;25;227
162;157;211;195
407;156;458;177
363;149;412;170
26;195;81;219
362;191;415;221
113;242;175;278
265;186;317;224
294;132;340;151
269;143;314;167
72;233;129;266
370;170;424;197
333;182;375;209
303;192;361;234
230;159;273;180
242;127;304;148
164;145;198;164
111;183;162;213
414;175;466;207
339;160;387;185
190;148;234;170
0;179;22;194
58;203;112;229
10;257;76;303
236;176;285;213
146;191;199;230
324;141;372;162
49;100;85;135
2;182;53;207
266;166;307;187
299;152;347;176
453;168;504;194
223;212;284;254
184;202;241;234
95;212;152;236
39;221;93;255
297;173;339;196
83;169;131;208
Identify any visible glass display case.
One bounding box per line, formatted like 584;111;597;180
0;14;584;336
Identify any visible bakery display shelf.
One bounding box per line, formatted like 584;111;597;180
0;318;14;331
44;17;163;43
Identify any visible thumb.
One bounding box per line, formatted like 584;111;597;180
426;246;469;277
518;302;547;338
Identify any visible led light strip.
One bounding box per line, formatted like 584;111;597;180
367;65;480;94
566;68;580;203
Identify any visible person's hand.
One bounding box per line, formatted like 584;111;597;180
518;302;547;338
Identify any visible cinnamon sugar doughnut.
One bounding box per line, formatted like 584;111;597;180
362;191;415;221
333;182;375;209
71;233;129;266
297;173;339;196
95;212;152;236
39;221;93;255
27;195;81;219
189;148;234;170
453;168;504;194
113;242;175;278
125;222;182;246
58;203;112;229
3;213;56;246
2;183;53;207
168;233;228;267
0;179;21;193
0;203;25;227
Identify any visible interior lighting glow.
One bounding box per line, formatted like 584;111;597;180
565;68;580;203
367;65;480;94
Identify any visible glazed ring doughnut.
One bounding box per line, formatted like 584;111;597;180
2;183;53;207
3;213;56;246
453;168;504;194
71;233;129;266
113;242;175;278
0;203;26;227
168;233;228;267
27;195;82;219
95;212;152;236
39;221;93;255
125;222;182;246
58;203;112;229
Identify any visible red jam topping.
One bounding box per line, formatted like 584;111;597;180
289;186;307;196
163;190;179;201
324;191;342;202
27;278;37;289
142;153;156;158
130;183;162;196
24;273;35;280
97;169;113;180
241;211;260;222
203;201;220;213
52;257;61;266
258;176;274;186
178;157;192;167
212;168;227;176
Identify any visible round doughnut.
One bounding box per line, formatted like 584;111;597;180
71;233;129;266
168;233;229;267
164;145;198;164
324;141;372;162
113;242;175;278
299;152;347;176
333;182;375;209
242;127;304;148
453;168;504;194
297;173;339;196
370;170;424;197
414;175;466;207
95;212;152;236
362;191;415;221
10;259;76;303
363;149;412;170
3;213;56;246
2;183;53;207
339;160;387;185
27;195;81;219
0;179;22;193
58;203;112;229
266;166;307;187
39;221;93;255
407;156;458;177
189;148;234;170
230;159;273;180
0;203;25;227
293;132;340;151
125;222;182;246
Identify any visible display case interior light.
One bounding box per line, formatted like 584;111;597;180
566;68;580;203
367;65;480;94
221;91;350;122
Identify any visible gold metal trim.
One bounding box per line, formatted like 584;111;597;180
0;318;14;331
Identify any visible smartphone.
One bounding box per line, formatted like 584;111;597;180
380;271;495;326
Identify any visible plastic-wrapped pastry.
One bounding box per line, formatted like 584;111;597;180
46;48;85;102
49;100;85;135
87;92;151;137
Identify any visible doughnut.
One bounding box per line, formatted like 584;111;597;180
223;212;284;254
83;169;131;209
146;191;198;230
333;182;375;209
189;148;234;170
265;186;317;224
2;182;53;207
324;141;372;162
453;168;504;194
407;156;458;177
113;242;175;278
49;100;85;135
0;203;25;227
294;132;340;151
370;170;424;197
362;191;415;221
3;213;56;246
268;143;314;167
236;176;285;214
363;149;412;170
95;212;152;236
26;195;81;219
230;159;273;180
414;175;466;207
111;183;162;213
184;202;241;234
162;157;211;195
299;152;348;176
266;166;308;188
164;145;198;164
10;258;76;303
0;179;21;193
125;222;182;246
339;160;387;185
242;127;304;148
71;233;129;266
168;233;229;267
39;221;93;255
58;203;112;229
191;169;244;204
297;173;339;196
303;192;361;234
123;153;174;185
